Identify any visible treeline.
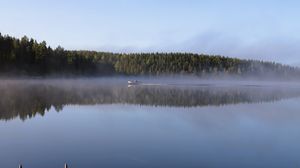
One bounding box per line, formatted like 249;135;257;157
0;33;299;78
0;33;114;75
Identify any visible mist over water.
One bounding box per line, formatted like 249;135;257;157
1;78;300;168
1;78;300;121
1;77;300;121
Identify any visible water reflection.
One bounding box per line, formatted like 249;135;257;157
1;80;300;120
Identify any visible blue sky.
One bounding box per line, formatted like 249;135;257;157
1;0;300;65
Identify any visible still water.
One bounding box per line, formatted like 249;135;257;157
0;79;300;168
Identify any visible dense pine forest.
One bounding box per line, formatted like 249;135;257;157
0;33;299;78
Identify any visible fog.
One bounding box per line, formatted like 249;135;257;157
2;76;300;88
1;77;300;121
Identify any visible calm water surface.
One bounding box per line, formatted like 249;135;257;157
0;79;300;168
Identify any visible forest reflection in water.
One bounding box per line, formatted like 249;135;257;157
1;79;300;121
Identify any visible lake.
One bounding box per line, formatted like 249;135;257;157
0;79;300;168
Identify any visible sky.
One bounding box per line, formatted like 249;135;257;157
0;0;300;65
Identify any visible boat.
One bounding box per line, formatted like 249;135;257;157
128;80;141;85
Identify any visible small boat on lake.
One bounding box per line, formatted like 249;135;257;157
128;80;142;85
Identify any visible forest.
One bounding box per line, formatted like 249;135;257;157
0;33;299;78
